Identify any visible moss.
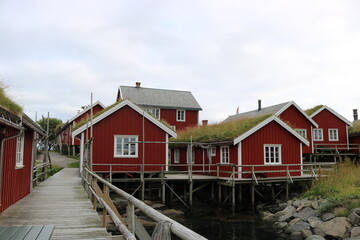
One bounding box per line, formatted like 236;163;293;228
171;114;272;143
0;84;23;115
305;105;323;116
349;120;360;134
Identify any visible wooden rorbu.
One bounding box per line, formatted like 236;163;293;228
72;99;177;174
349;109;360;154
170;113;309;179
56;101;105;155
0;87;46;213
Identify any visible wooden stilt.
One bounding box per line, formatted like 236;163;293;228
184;183;187;201
170;183;174;200
286;182;289;200
211;182;214;201
189;181;193;207
251;183;255;213
102;183;109;227
218;184;221;203
231;184;236;212
271;183;275;202
141;180;145;201
238;184;242;204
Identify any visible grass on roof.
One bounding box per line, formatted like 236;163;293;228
349;120;360;134
305;105;323;116
0;83;23;115
171;114;272;143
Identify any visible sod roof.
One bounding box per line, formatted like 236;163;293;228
349;120;360;135
0;86;23;116
171;114;272;143
305;105;323;116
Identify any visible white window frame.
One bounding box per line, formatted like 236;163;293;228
220;146;230;164
328;128;339;141
16;134;25;168
264;144;282;165
295;129;307;139
313;128;323;141
174;149;180;163
176;109;186;122
171;126;176;131
114;135;138;158
145;108;160;120
210;147;216;156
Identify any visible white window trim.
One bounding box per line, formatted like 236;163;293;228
313;128;323;141
174;149;180;163
210;147;216;157
145;108;160;120
114;135;138;158
295;129;307;139
16;134;25;169
264;144;282;165
328;128;339;141
176;109;186;122
220;146;230;164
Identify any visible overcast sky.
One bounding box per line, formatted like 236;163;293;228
1;0;359;123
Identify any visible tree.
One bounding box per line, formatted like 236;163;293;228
37;117;63;150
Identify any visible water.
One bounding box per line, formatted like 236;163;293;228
174;203;283;240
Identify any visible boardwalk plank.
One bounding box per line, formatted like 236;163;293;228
0;168;111;239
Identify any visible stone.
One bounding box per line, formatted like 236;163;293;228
315;217;351;239
301;229;313;238
294;207;317;221
321;212;335;222
160;209;184;218
348;211;360;225
352;208;360;215
286;221;310;234
288;200;294;206
274;221;288;229
311;201;319;210
151;203;165;209
290;231;303;240
261;210;274;221
275;203;288;212
352;227;360;238
289;218;301;226
293;200;302;208
305;236;325;240
308;217;322;225
279;206;296;222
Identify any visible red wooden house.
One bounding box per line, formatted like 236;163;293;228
349;109;360;153
116;82;202;131
0;102;45;213
57;101;105;155
170;115;309;179
224;100;318;155
72;99;177;173
306;105;352;152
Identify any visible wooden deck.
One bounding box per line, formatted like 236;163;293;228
0;168;112;240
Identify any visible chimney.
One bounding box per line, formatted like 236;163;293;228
135;82;141;88
202;120;208;126
354;109;358;121
258;99;262;111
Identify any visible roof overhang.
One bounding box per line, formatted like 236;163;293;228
233;115;310;146
72;99;177;139
310;105;353;126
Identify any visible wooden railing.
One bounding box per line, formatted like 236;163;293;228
314;143;360;153
33;162;52;186
82;167;207;240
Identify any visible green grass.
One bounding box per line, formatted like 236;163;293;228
304;105;323;116
0;84;23;115
69;161;80;168
349;120;360;134
302;159;360;215
171;114;271;143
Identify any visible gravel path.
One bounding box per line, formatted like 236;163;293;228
37;151;79;168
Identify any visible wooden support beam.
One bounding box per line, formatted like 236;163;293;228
238;184;242;204
251;183;255;213
218;184;221;203
189;181;193;207
231;184;236;212
126;203;135;234
102;184;108;228
170;183;174;200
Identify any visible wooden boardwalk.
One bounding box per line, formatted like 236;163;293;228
0;168;112;240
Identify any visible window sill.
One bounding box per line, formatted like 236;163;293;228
114;155;138;158
15;165;25;169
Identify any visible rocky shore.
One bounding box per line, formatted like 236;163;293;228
259;198;360;240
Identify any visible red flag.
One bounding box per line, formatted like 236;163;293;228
236;106;239;114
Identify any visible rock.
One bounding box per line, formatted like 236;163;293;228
274;203;288;212
151;203;165;209
286;221;310;234
315;217;351;239
289;218;301;226
261;210;274;221
293;199;302;208
321;213;335;222
305;236;325;240
352;208;360;215
274;221;288;229
308;217;322;227
301;229;313;238
288;200;294;206
348;211;360;225
294;207;317;221
279;206;296;222
290;231;303;240
311;201;319;210
160;209;184;218
352;227;360;238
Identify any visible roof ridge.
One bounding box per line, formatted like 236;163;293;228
120;85;192;93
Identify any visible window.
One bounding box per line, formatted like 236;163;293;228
145;108;160;119
16;134;24;168
264;144;281;165
313;129;323;141
114;135;138;157
210;147;216;156
220;146;229;164
295;129;307;138
171;126;176;131
176;109;186;122
328;129;339;141
174;149;180;163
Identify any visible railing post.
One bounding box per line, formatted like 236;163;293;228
127;202;135;234
161;166;165;204
217;165;219;177
92;178;97;210
102;183;108;227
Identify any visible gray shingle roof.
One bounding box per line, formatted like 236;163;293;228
119;86;202;110
223;101;290;123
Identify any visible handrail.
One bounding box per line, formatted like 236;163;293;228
84;167;207;240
